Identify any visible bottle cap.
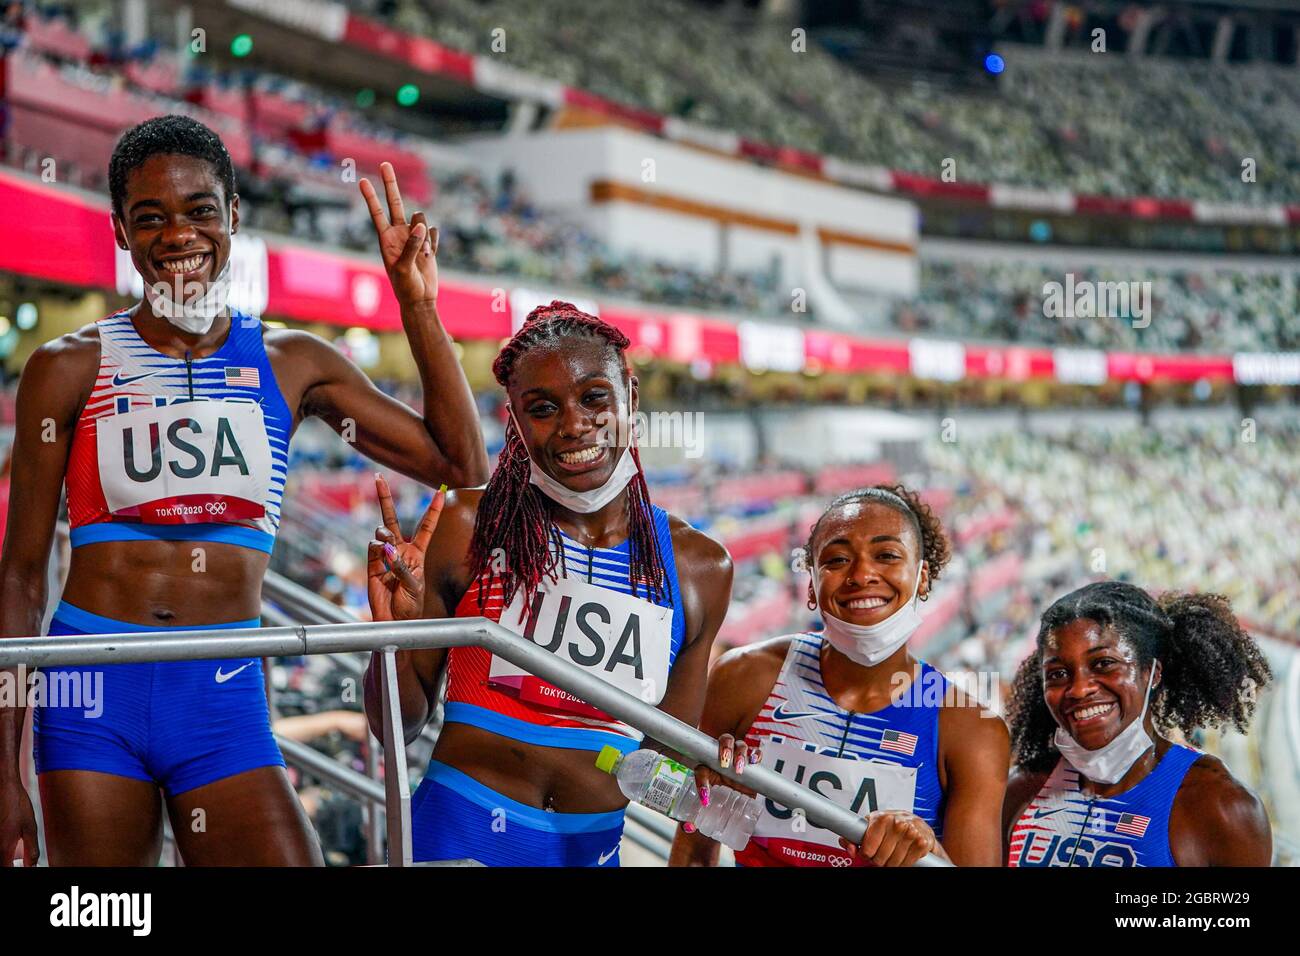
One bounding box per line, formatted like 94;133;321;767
594;745;622;775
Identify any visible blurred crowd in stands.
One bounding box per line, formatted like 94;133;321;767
374;0;1300;204
5;3;1297;350
896;259;1298;352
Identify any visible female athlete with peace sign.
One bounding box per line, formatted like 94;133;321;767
0;115;485;867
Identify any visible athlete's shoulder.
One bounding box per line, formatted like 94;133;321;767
1175;751;1266;825
261;325;331;358
1004;764;1053;835
1171;749;1271;864
441;487;484;529
21;321;101;391
711;634;794;689
664;512;733;577
1006;764;1051;803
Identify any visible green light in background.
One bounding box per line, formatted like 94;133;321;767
396;84;419;107
355;88;376;108
231;34;253;57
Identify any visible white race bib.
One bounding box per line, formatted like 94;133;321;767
488;575;673;718
754;737;918;851
95;399;272;524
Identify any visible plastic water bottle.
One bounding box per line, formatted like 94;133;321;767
596;746;759;851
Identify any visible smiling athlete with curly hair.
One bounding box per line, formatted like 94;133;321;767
671;484;1009;867
1004;580;1273;866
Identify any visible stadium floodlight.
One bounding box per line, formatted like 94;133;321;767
396;84;420;107
231;34;253;58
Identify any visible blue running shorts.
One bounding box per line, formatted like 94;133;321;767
33;601;285;797
411;760;625;867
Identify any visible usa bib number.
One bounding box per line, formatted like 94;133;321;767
754;737;918;857
488;575;673;718
95;400;272;524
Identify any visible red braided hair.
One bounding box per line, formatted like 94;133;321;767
466;301;669;617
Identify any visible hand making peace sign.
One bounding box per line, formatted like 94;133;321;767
359;162;439;308
366;474;446;623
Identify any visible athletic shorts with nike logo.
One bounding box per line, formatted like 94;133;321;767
33;601;284;797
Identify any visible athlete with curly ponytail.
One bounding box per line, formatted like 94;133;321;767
1004;580;1273;866
361;301;733;866
671;485;1010;867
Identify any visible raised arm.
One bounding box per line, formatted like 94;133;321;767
0;331;97;865
289;163;487;489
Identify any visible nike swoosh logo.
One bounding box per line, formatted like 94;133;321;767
112;369;167;387
215;661;254;684
1033;807;1067;818
596;846;619;866
771;704;823;722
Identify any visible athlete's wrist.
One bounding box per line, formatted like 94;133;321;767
399;299;441;323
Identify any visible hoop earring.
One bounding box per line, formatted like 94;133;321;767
806;594;818;611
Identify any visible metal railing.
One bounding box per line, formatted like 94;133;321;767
1;617;950;868
261;571;673;863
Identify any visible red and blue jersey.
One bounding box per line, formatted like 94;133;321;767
66;310;291;555
1008;744;1202;867
736;634;948;867
444;505;685;754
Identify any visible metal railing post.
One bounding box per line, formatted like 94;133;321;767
363;732;384;866
378;646;412;867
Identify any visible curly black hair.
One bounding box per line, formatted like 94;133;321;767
1008;580;1272;773
109;115;236;217
803;483;952;589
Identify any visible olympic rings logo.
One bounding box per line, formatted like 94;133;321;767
828;853;854;867
205;501;229;515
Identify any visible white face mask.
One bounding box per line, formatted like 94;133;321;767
507;404;640;515
816;560;925;668
1053;663;1157;785
142;253;232;335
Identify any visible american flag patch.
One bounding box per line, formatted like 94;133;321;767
224;366;260;388
880;729;918;756
1115;812;1151;837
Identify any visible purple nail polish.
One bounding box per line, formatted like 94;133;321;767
700;786;710;807
383;543;397;561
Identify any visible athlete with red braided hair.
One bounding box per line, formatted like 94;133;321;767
362;301;734;866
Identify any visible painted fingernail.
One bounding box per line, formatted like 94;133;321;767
749;748;761;764
699;786;710;807
683;822;696;833
736;758;744;775
719;750;731;769
383;543;397;561
438;483;447;494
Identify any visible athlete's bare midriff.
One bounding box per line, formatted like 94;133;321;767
61;539;269;626
432;721;629;814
